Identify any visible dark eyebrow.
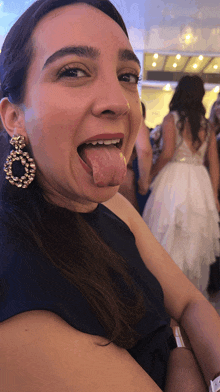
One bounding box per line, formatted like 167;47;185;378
118;49;141;69
42;45;101;70
42;45;141;71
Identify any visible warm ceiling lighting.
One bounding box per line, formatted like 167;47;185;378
163;83;172;91
213;65;218;70
176;54;181;60
193;63;198;69
153;53;158;59
198;55;203;61
214;86;220;93
152;62;157;67
180;30;197;46
173;63;177;68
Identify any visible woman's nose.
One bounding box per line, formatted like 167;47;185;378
91;77;131;118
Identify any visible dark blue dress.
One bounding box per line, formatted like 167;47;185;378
0;201;176;390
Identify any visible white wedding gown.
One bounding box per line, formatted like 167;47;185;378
143;112;220;294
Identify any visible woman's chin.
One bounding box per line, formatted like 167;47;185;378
87;183;120;204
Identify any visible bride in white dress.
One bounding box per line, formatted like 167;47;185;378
142;75;220;295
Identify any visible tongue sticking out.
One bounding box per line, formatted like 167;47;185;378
81;144;127;187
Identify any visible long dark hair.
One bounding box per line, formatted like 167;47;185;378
0;0;146;349
169;75;208;149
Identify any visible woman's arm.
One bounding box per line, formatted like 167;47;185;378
150;113;176;180
165;320;207;392
206;126;220;211
1;308;208;392
179;298;220;386
0;310;163;392
164;347;207;392
135;119;152;195
131;204;220;386
105;192;220;388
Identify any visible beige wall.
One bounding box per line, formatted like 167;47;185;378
141;87;219;129
203;90;219;119
141;88;172;129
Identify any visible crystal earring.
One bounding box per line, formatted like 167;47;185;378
4;134;36;188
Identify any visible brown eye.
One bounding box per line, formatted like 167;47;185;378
119;73;141;84
58;67;88;78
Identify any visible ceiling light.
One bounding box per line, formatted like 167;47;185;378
181;30;198;46
152;62;157;67
198;55;203;61
173;63;177;68
153;53;158;59
176;54;181;60
214;86;220;93
193;63;198;69
213;65;218;70
163;83;172;91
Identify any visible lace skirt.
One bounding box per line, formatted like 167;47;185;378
142;162;220;291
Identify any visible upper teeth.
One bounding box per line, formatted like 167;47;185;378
85;138;120;146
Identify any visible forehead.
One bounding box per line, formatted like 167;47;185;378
31;3;132;61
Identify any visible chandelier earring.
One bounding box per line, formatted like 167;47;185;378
4;134;36;188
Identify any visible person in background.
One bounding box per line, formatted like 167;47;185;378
119;101;152;213
0;2;220;391
143;75;220;297
150;123;163;165
209;94;220;194
132;101;153;214
136;102;152;196
209;93;220;136
207;94;220;300
118;140;140;210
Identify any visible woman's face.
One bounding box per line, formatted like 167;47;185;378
21;3;142;212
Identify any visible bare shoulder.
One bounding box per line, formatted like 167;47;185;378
102;192;139;230
0;310;161;392
162;112;175;126
162;113;176;138
103;192;152;236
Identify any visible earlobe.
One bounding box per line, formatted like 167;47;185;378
0;97;27;139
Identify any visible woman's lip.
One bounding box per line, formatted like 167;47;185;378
81;133;124;144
